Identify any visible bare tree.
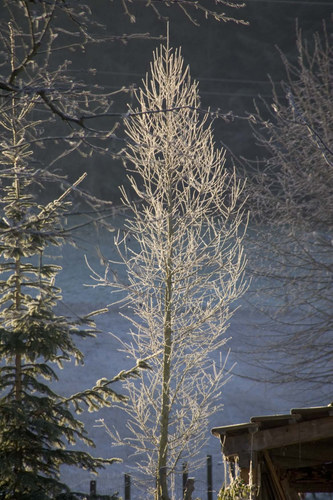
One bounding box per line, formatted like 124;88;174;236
243;25;333;394
0;0;246;153
93;45;247;500
0;0;248;216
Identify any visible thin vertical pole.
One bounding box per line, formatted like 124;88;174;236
125;473;131;500
182;462;188;499
90;479;96;496
184;478;195;500
207;455;213;500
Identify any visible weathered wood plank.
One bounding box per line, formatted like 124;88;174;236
252;417;333;451
263;450;287;500
221;417;333;466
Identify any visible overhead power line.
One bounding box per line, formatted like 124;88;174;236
244;0;331;4
148;0;332;5
69;69;279;86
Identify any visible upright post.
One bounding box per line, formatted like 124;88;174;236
207;455;213;500
184;478;195;500
90;479;97;497
124;473;131;500
182;462;188;499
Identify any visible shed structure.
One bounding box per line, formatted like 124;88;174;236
212;404;333;499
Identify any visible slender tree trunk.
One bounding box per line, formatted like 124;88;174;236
13;121;22;402
13;117;23;488
157;277;172;500
14;283;22;399
157;186;173;500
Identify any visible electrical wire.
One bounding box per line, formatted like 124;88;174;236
68;68;279;86
244;0;331;4
145;0;332;6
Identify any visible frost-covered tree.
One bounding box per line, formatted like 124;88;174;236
244;26;333;393
0;0;246;164
96;46;247;500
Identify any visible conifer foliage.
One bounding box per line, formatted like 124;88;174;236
0;52;144;500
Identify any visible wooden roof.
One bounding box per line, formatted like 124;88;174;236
212;404;333;438
211;404;333;497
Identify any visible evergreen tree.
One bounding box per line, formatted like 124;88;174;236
0;73;146;500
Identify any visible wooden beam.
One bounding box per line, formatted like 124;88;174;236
280;478;301;500
270;438;333;468
263;450;287;500
221;433;252;468
220;417;333;470
253;417;333;451
292;483;333;493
